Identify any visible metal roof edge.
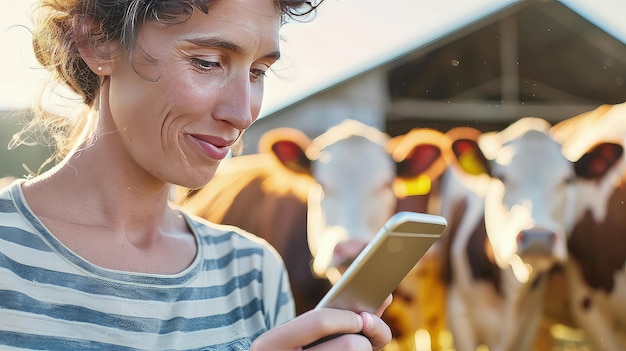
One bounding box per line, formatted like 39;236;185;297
260;0;625;119
260;0;523;118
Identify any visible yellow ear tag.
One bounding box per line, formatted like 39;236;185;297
394;175;432;198
458;153;487;175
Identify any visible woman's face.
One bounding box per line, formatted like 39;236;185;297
105;0;280;189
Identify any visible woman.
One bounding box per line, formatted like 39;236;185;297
0;0;392;350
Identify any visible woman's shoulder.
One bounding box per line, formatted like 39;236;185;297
181;210;289;287
0;176;16;191
181;210;283;258
0;178;26;215
0;178;46;252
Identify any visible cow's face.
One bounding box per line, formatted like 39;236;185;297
451;118;574;283
452;117;626;284
262;120;445;283
482;129;573;281
307;136;397;283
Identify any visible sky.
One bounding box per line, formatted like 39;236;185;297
1;0;625;116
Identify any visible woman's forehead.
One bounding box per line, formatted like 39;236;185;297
141;0;281;55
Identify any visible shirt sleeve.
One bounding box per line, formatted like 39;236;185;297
262;245;296;329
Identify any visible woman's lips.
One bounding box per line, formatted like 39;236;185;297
186;134;233;160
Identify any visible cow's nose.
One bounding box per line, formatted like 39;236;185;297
516;228;556;256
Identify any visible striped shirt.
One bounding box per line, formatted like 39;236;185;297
0;180;295;350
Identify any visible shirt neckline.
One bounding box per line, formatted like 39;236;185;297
8;178;203;286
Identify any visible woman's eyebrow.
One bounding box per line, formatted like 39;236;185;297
185;37;244;53
184;36;280;60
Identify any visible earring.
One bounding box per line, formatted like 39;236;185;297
97;66;103;72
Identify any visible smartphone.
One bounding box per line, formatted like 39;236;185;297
314;211;447;313
302;211;447;349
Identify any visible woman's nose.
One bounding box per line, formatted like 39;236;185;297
211;73;256;130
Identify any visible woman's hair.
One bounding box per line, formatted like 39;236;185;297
12;0;323;173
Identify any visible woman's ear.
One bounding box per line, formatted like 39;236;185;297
73;16;116;76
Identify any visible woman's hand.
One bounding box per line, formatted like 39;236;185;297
251;296;392;351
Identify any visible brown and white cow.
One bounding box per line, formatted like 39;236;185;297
551;102;626;351
176;120;450;350
441;116;624;351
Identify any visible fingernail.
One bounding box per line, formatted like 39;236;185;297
361;312;374;330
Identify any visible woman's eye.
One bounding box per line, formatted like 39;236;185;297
190;58;220;72
250;68;267;82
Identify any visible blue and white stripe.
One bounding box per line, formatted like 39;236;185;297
0;180;295;350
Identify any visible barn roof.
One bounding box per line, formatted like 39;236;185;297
262;0;626;135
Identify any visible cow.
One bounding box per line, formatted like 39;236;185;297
176;119;451;350
439;116;624;351
382;127;462;351
550;102;626;351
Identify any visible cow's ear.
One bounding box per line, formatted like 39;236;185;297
444;127;490;176
270;140;311;174
393;143;442;197
259;128;312;174
390;128;448;179
389;128;448;197
396;144;442;179
574;142;624;180
451;139;490;176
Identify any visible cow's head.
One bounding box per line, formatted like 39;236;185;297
259;120;446;283
552;103;626;224
448;117;623;283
